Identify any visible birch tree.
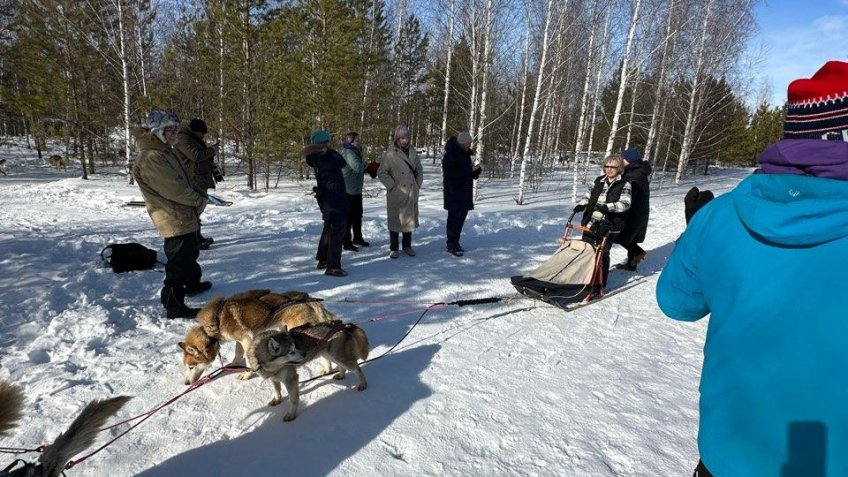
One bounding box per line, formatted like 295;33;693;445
603;0;641;156
516;0;555;205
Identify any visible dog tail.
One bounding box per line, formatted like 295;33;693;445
38;395;132;477
0;380;25;437
352;326;370;361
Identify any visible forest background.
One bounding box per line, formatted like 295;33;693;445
0;0;782;196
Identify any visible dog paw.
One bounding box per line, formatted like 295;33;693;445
282;412;297;422
356;383;368;391
237;371;257;381
267;397;282;406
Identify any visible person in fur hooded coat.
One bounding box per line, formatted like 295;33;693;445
132;111;211;319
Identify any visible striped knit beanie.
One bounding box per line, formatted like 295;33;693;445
784;61;848;141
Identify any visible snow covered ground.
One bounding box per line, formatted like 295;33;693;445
0;141;747;476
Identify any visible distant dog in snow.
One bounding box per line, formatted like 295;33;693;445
46;155;66;170
178;289;335;384
0;380;131;477
247;320;369;422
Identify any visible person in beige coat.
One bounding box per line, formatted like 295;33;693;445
133;111;211;319
377;125;423;258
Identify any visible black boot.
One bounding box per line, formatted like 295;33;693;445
166;304;201;319
185;281;213;296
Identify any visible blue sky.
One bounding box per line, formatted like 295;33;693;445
752;0;848;105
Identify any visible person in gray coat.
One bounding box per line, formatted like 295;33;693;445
339;132;370;251
377;125;424;259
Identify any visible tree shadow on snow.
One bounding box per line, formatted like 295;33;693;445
134;344;438;477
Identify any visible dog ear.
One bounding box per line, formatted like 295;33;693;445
179;343;203;358
268;337;281;355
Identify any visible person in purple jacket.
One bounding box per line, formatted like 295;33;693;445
657;61;848;477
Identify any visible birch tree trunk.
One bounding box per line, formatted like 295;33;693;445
116;0;134;184
603;0;641;156
676;0;714;183
582;5;611;184
571;0;599;203
440;0;456;148
509;3;531;177
474;0;493;160
644;0;677;164
217;2;226;175
360;0;379;131
516;0;555;205
467;7;479;136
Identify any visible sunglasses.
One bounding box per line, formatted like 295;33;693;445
603;165;619;169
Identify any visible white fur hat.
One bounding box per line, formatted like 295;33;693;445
144;111;180;143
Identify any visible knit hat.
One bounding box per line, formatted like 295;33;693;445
457;132;473;144
393;125;410;141
621;148;642;163
784;61;848;141
310;129;331;145
189;118;208;134
143;110;180;143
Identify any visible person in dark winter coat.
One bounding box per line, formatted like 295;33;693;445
573;155;632;294
614;148;652;271
133;111;212;319
305;129;350;277
442;132;481;256
339;132;370;251
173;118;222;250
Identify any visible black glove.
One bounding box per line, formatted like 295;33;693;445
214;173;224;183
573;204;586;213
595;203;609;214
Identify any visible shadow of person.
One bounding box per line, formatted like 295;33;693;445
135;344;439;477
782;421;827;477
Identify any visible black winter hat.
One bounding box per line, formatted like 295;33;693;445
189;118;208;133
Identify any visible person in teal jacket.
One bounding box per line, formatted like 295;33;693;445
339;132;370;251
657;61;848;477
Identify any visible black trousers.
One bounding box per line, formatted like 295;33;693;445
693;460;713;477
389;231;412;251
625;242;645;265
583;231;614;288
446;209;469;248
344;194;364;244
317;218;345;269
161;232;202;309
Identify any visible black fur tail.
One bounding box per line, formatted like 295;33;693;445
0;380;25;437
38;396;132;477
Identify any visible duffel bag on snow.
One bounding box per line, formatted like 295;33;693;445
101;243;159;273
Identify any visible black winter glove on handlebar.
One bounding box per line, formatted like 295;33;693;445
573;204;586;213
595;204;609;214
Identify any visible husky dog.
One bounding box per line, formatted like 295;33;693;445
0;380;131;477
46;155;66;170
248;321;369;422
178;289;335;384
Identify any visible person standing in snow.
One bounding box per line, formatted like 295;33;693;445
173;118;222;250
442;131;481;257
377;125;423;259
339;132;371;251
305;129;349;277
573;155;632;294
657;61;848;477
133;111;212;319
613;148;651;271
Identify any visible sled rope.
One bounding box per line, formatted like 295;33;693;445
299;296;507;385
65;364;249;471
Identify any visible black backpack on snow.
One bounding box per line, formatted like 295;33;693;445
101;243;159;273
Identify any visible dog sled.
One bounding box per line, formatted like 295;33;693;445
510;212;611;310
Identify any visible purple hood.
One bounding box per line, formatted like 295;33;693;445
758;139;848;180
